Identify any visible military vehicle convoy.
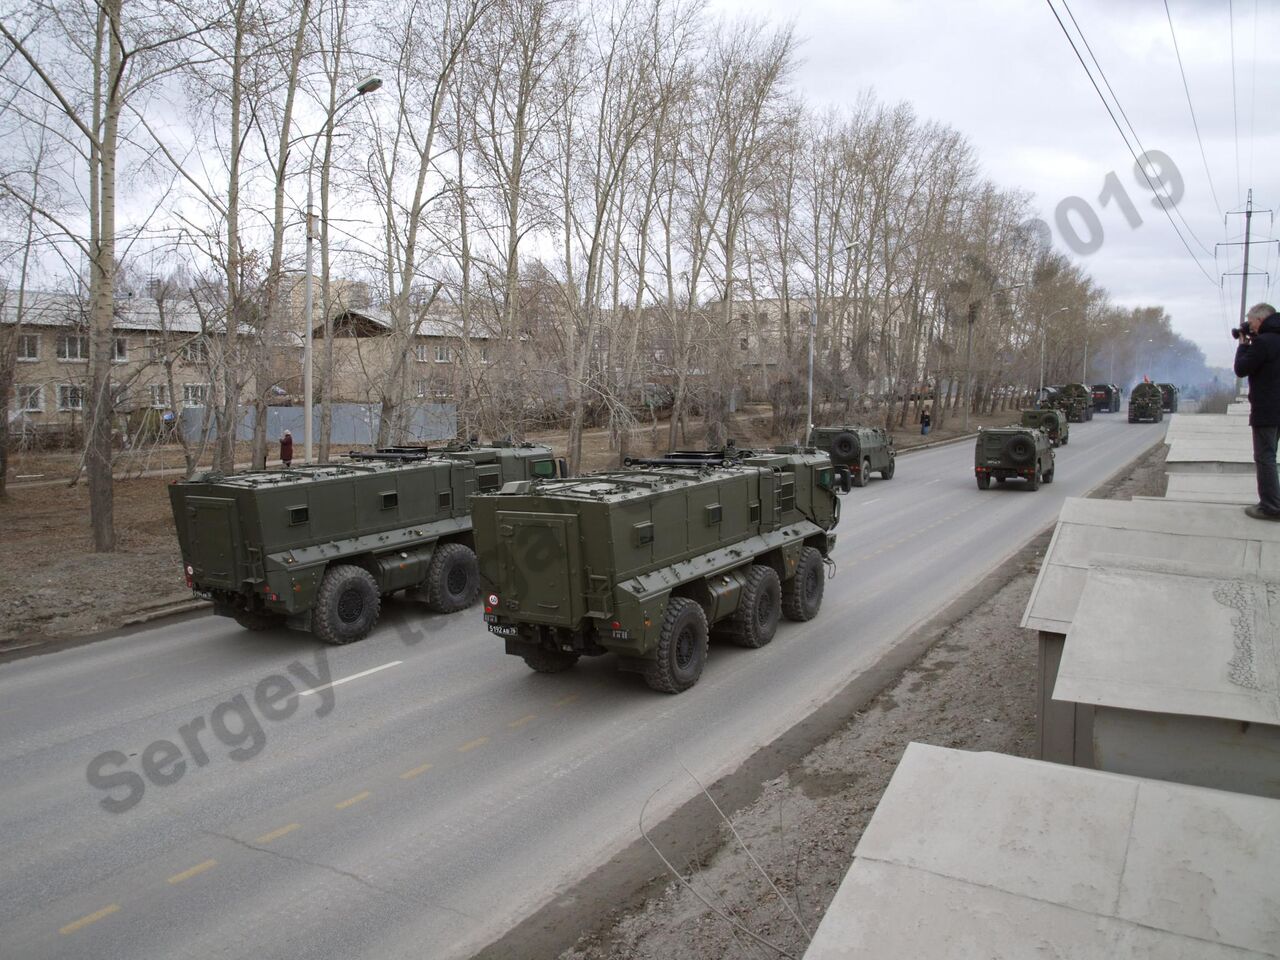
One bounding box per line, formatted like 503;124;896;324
472;446;842;693
169;441;564;643
1091;383;1122;413
974;425;1055;490
1157;382;1180;413
808;425;895;486
1129;382;1165;422
1020;408;1069;446
1053;383;1095;422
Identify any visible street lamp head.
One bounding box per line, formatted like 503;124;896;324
356;76;383;95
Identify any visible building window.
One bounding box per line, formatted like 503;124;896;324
480;346;491;363
181;339;209;364
146;337;163;360
57;335;89;360
414;343;429;363
150;384;170;408
113;337;129;362
17;334;39;361
434;344;452;363
183;383;209;407
58;384;84;410
414;379;429;398
16;384;42;412
739;337;749;350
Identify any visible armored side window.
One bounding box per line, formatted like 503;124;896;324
633;521;654;546
705;504;722;525
288;505;309;525
531;459;556;478
438;490;453;508
778;480;796;511
477;467;501;492
381;491;398;510
749;502;761;523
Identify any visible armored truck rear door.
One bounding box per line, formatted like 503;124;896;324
185;496;240;588
495;512;582;626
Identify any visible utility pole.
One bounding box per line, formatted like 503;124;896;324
1238;190;1254;330
1082;334;1089;383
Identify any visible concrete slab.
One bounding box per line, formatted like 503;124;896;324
803;743;1280;960
1166;438;1254;474
1163;473;1259;505
1229;402;1250;416
1165;413;1251;440
1021;498;1280;636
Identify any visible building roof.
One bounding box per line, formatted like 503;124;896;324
1;290;209;334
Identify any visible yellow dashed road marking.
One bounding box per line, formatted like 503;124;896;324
457;737;489;753
335;791;371;810
400;763;433;780
553;694;579;708
167;859;217;885
255;823;301;844
507;714;537;729
59;904;119;935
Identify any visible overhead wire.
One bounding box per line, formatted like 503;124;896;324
1043;0;1219;286
1162;0;1224;218
1228;0;1241;202
1247;0;1257;191
1060;0;1214;257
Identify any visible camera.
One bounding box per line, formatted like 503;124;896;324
1232;321;1252;341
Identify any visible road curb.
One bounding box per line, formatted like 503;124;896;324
121;599;211;626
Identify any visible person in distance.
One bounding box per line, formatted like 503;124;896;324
1234;302;1280;520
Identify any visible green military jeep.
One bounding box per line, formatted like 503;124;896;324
1020;408;1069;447
974;426;1055;490
1129;382;1164;423
809;425;895;487
169;441;564;643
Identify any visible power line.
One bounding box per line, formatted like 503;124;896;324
1060;0;1214;257
1162;0;1224;218
1043;0;1218;286
1228;0;1241;201
1247;0;1258;191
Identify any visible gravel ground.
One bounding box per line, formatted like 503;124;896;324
553;441;1168;960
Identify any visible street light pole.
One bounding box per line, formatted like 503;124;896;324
301;76;382;464
1039;306;1069;395
807;241;856;442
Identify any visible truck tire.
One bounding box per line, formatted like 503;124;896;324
313;564;380;644
1004;435;1035;465
781;546;825;622
830;431;858;460
233;609;282;631
1027;463;1041;491
1043;464;1055;484
424;543;480;613
881;457;895;480
721;565;781;647
522;648;579;673
644;597;708;694
854;458;871;487
976;475;991;490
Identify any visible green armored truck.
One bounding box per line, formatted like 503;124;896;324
974;426;1055;490
1157;382;1180;413
1091;383;1122;413
473;446;842;693
1055;383;1094;422
1129;382;1164;423
808;425;895;486
1020;408;1069;447
169;442;564;643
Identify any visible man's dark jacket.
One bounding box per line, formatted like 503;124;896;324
1234;311;1280;427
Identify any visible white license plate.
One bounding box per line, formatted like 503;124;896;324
490;624;518;637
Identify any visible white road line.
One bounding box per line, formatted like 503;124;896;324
862;498;881;506
298;660;403;697
925;478;941;485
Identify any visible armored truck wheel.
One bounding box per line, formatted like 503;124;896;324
425;542;480;613
644;597;708;694
522;648;580;673
976;475;991;490
881;458;895;480
720;565;781;648
233;609;282;631
1026;464;1041;491
854;458;871;488
1043;465;1055;484
781;546;825;622
313;564;381;644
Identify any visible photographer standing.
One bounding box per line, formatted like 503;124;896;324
1234;302;1280;520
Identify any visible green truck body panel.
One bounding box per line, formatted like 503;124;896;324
1129;382;1165;422
808;425;896;482
169;443;559;633
974;426;1055;489
472;449;840;671
1020;408;1069;446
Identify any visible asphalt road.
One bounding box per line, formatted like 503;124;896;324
0;414;1165;959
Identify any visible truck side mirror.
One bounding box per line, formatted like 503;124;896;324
833;466;854;494
556;458;569;479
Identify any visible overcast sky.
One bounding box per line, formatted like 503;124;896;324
711;0;1278;369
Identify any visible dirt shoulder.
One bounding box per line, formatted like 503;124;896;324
474;441;1169;960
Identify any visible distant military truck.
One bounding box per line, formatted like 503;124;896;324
1129;382;1164;423
1091;383;1122;413
473;446;841;693
1157;382;1180;413
169;442;564;643
808;425;895;487
1055;383;1094;422
1020;408;1069;447
974;426;1055;490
